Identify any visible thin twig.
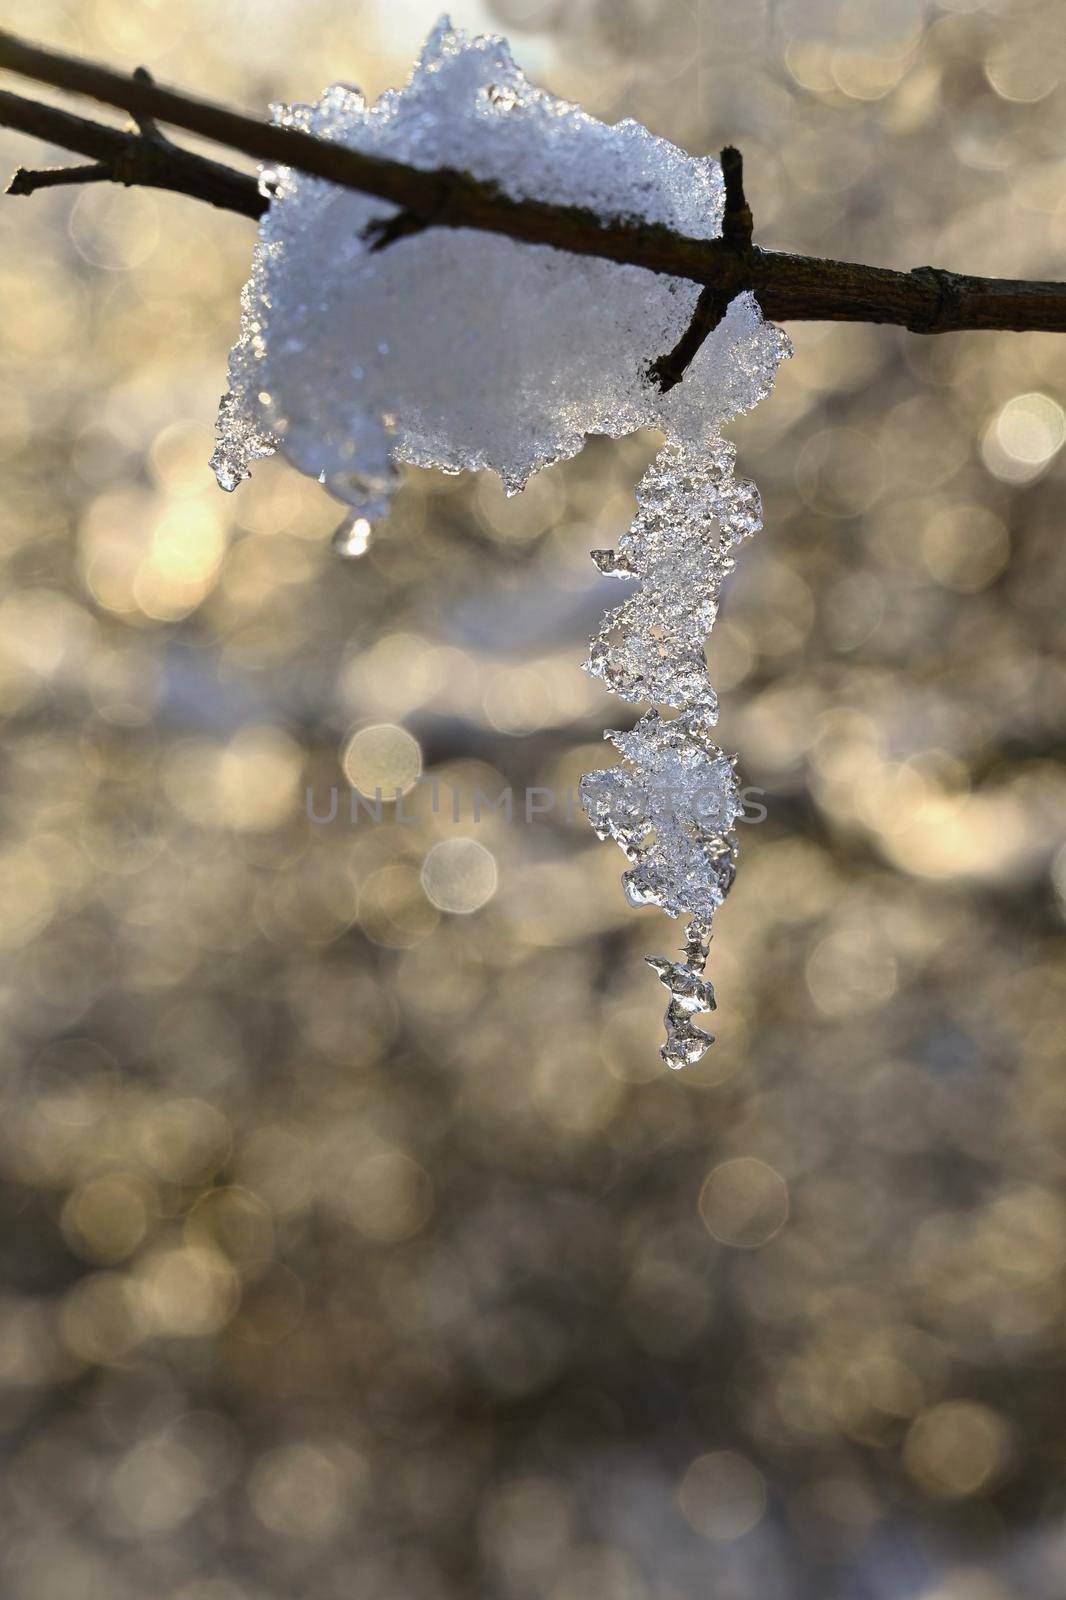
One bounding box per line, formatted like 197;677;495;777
649;146;755;392
130;65;166;144
7;159;110;194
2;27;1066;347
719;145;753;249
646;284;730;392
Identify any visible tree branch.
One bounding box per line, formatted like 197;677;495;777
3;25;1066;364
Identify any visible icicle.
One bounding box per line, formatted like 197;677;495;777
580;437;761;1068
646;920;716;1069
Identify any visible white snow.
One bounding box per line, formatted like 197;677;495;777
213;16;788;525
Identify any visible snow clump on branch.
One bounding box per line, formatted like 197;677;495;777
212;15;786;525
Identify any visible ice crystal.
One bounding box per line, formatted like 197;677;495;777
647;922;717;1070
585;438;761;707
581;707;740;924
214;17;790;1069
213;18;788;524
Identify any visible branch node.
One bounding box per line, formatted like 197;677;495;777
648;145;755;392
110;143;148;187
362;170;478;251
909;265;963;333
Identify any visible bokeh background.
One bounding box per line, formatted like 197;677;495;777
2;1;1066;1596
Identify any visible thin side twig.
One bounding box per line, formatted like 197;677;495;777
648;145;755;392
7;160;110;194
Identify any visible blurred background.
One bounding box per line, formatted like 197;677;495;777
2;0;1066;1596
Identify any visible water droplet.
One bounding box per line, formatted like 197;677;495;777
331;514;373;558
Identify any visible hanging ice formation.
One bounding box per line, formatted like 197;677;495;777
213;18;790;1066
581;443;761;1068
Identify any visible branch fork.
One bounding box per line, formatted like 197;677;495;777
647;145;755;392
6;63;173;199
